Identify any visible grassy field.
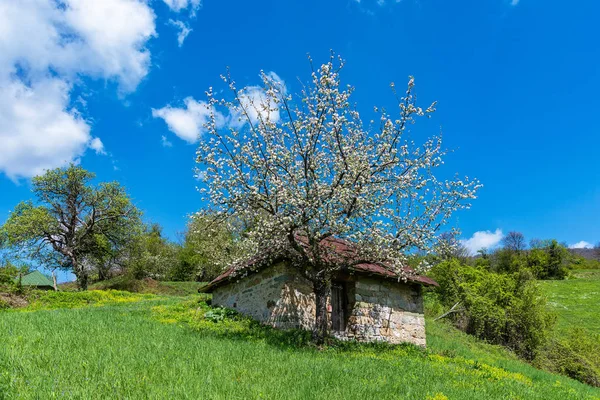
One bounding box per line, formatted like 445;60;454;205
540;269;600;334
1;291;599;399
59;276;206;296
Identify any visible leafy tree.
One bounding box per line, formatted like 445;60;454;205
545;239;570;279
1;165;140;290
173;215;244;282
491;248;526;274
125;223;177;280
0;261;20;285
196;55;480;342
85;226;144;281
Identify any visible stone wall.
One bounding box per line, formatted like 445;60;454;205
211;263;426;346
212;262;316;330
337;278;426;347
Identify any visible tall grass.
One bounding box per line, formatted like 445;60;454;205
1;294;598;399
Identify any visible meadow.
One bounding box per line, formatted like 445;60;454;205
540;269;600;334
1;289;599;399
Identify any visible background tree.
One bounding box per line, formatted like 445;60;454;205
85;224;144;282
125;223;178;280
529;238;544;250
196;55;481;342
174;215;243;282
436;231;470;262
0;261;24;286
545;240;570;279
502;231;527;253
0;165;140;290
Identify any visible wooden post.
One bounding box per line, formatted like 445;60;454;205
52;270;58;291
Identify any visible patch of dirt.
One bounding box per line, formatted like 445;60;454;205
0;293;29;309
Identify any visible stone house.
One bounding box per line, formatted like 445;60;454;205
200;238;438;347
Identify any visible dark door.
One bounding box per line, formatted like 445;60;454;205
331;282;346;331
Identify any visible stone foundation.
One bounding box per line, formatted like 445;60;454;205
211;263;426;346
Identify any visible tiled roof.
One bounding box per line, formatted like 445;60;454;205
200;237;438;292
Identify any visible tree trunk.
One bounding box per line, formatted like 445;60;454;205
98;265;108;281
312;280;330;344
72;259;88;291
78;271;88;291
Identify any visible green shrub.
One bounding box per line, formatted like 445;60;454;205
204;306;238;322
0;263;19;285
570;256;600;270
485;240;572;280
536;328;600;387
429;260;554;360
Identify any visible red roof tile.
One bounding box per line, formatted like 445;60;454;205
200;236;438;292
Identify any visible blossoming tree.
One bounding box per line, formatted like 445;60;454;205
196;54;481;342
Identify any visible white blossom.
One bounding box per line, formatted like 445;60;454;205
195;53;481;286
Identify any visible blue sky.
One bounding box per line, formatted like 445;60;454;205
1;0;599;271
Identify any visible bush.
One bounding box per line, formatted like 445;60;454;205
0;263;19;285
570;256;600;270
536;328;600;387
429;260;555;360
485;240;571;280
204;307;238;322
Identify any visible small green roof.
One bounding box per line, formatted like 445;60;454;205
17;270;54;287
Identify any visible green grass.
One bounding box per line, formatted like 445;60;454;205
59;276;207;296
1;293;599;399
539;269;600;334
24;289;159;310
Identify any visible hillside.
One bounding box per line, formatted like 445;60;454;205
540;269;600;334
58;276;206;296
0;289;599;399
569;249;599;261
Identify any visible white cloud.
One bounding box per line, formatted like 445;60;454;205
0;0;156;92
152;97;223;143
162;0;201;15
569;241;593;249
89;137;106;155
228;71;287;128
0;79;91;181
169;19;192;47
229;86;281;128
265;71;287;95
161;135;173;148
0;0;157;180
511;0;520;6
461;229;504;255
154;71;287;142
